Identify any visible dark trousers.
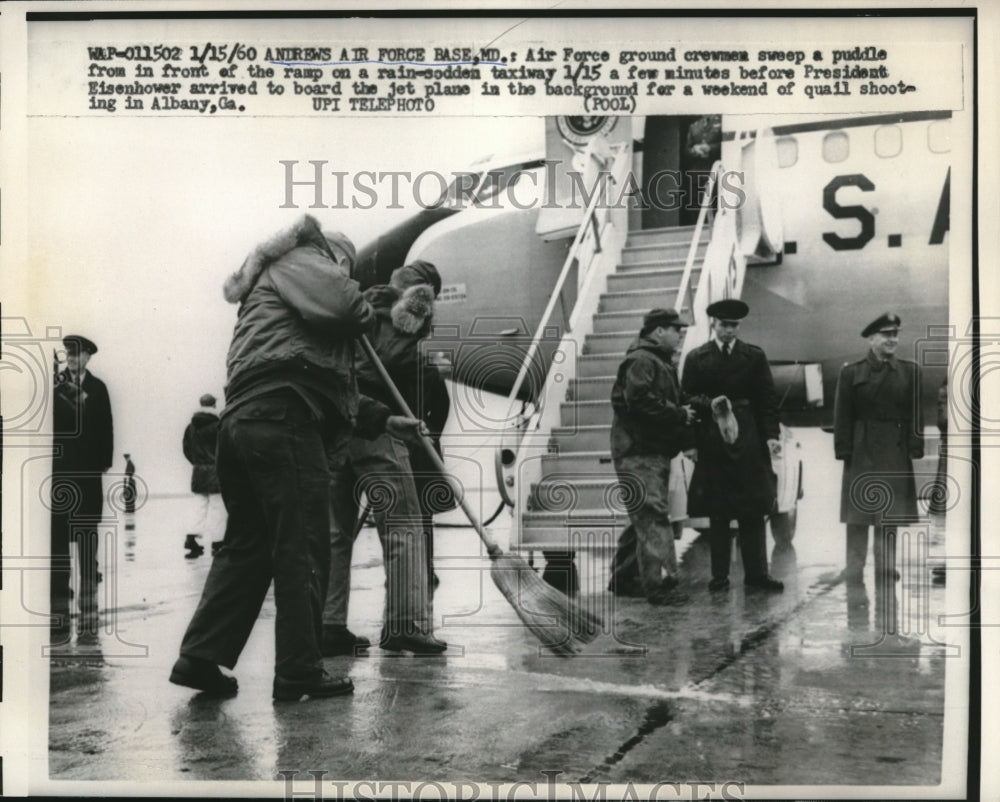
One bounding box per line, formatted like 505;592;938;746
179;393;335;681
50;472;103;631
709;516;768;581
846;524;897;583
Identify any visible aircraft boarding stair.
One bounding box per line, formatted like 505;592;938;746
517;225;708;548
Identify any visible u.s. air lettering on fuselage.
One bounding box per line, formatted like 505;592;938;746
821;167;950;250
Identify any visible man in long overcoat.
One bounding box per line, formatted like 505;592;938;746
51;335;114;638
834;313;923;584
681;299;784;592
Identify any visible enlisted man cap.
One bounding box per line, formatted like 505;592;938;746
706;299;749;321
321;229;357;268
199;393;217;408
643;307;691;330
63;335;98;355
861;312;902;337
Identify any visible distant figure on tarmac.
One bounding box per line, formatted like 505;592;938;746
928;378;948;516
123;453;136;514
169;215;424;702
51;335;114;639
323;260;450;658
182;394;225;557
681;299;784;593
609;308;696;606
834;313;924;585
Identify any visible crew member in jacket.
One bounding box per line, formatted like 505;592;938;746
610;308;696;605
169;215;424;702
681;299;784;593
323;260;450;657
834;313;923;585
51;335;114;639
182;393;226;554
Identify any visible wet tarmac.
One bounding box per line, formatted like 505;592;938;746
45;429;958;790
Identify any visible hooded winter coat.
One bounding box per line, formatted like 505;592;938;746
355;283;454;509
221;215;389;436
183;409;221;494
610;336;693;461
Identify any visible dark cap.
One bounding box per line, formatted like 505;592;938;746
861;312;902;337
393;260;442;298
706;299;749;321
199;393;217;408
321;229;357;269
642;308;690;332
63;335;98;355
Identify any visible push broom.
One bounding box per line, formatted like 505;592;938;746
359;335;604;655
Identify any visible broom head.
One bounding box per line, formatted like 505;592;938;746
490;552;604;656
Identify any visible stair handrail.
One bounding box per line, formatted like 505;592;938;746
500;141;629;413
494;140;632;507
674;160;722;321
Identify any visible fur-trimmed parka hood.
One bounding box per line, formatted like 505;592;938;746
364;283;435;335
223;215;340;304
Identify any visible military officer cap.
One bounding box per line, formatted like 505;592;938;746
643;307;691;332
63;335;98;355
861;312;901;337
705;299;749;321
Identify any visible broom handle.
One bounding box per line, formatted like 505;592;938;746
358;335;502;557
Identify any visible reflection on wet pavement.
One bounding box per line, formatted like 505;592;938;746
46;430;956;787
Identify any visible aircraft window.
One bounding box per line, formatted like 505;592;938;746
822;131;849;163
928;120;951;153
874;125;902;158
775;137;798;168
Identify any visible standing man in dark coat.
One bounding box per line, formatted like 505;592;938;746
681;299;784;592
610;308;696;605
51;335;114;638
834;313;923;585
169;215;424;702
182;393;225;554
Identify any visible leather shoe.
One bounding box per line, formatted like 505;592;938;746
708;577;730;592
273;669;354;702
321;626;371;657
169;655;238;697
745;575;784;592
380;630;448;655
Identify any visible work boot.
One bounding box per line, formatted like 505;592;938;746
380;626;448;655
541;551;579;596
272;669;354;702
321;625;371;657
708;576;730;592
169;655;238;697
647;575;687;606
744;574;784;592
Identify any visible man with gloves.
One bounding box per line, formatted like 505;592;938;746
323;259;450;656
169;215;424;702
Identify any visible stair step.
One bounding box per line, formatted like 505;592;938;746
529;477;629;515
519;511;628;550
550;424;611;452
582;332;633;356
577;353;626;379
607;268;698;293
561;399;613;427
600;287;681;313
625;225;703;247
541;451;616;477
568;376;617;401
615;256;702;274
620;242;707;265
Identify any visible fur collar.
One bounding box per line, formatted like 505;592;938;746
223;215;330;304
390;285;435;334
